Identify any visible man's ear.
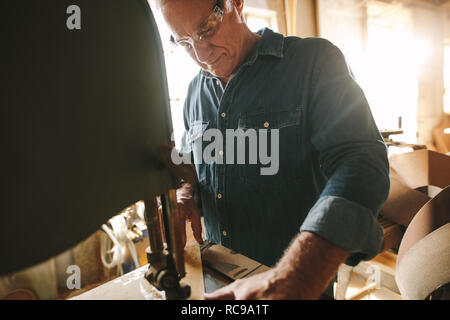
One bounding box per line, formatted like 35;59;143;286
231;0;244;16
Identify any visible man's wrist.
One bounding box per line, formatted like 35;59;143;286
272;231;349;299
268;264;308;299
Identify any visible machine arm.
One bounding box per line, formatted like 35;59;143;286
143;190;190;300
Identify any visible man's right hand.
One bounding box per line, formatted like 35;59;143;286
177;183;203;247
156;144;203;247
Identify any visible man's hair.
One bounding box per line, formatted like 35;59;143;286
150;0;172;10
150;0;167;11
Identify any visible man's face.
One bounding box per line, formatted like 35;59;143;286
162;0;244;79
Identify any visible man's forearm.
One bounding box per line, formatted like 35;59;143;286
204;231;349;300
272;231;349;299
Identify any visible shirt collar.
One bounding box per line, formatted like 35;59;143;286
252;27;284;59
200;27;284;78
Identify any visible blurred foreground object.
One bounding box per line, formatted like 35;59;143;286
1;0;194;300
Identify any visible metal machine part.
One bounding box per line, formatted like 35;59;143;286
143;191;190;300
1;0;176;275
1;1;194;300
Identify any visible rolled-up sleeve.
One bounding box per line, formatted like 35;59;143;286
299;40;390;266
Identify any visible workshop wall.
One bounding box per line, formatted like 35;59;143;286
413;4;445;145
312;0;449;146
245;0;317;37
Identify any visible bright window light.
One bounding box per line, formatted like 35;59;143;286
246;16;271;32
149;3;200;149
244;7;278;33
358;2;432;144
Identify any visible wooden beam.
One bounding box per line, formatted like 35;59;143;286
288;0;298;36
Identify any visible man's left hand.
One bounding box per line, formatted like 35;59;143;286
204;269;301;300
204;232;349;300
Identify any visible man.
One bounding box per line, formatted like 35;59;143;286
156;0;390;299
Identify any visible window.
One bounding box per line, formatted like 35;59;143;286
149;3;200;149
243;7;278;32
361;1;431;144
317;0;435;145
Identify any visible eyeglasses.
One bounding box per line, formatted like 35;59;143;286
169;0;225;50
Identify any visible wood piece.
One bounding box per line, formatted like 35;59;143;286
335;264;353;300
348;286;402;300
243;265;272;278
389;150;450;189
379;218;404;251
69;265;157;300
396;223;450;300
355;258;399;295
379;169;430;227
70;223;204;300
183;220;205;299
335;251;401;300
72;233;102;287
201;242;269;281
183;242;204;300
371;251;397;271
396;187;450;300
397;186;450;264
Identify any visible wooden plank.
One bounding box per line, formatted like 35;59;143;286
183;239;204;300
201;242;269;281
389;150;450;189
70;223;204;300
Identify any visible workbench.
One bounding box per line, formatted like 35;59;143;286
70;238;270;300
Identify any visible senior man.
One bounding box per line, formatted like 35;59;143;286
155;0;390;300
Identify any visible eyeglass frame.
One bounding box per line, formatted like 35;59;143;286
169;0;225;49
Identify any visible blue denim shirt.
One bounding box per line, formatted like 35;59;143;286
180;28;390;267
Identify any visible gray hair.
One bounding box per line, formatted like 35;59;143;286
149;0;167;11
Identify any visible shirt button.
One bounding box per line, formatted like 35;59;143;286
216;79;220;86
264;121;269;128
217;193;222;199
221;112;226;118
218;150;224;156
222;230;227;237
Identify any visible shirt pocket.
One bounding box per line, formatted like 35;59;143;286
238;107;301;130
188;120;209;184
236;106;302;187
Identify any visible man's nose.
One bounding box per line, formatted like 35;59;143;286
191;40;214;65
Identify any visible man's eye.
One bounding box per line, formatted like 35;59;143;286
199;27;214;39
179;41;192;49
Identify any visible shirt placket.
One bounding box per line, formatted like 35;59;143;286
214;76;231;247
207;61;254;247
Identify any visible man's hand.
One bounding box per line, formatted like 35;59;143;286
205;231;349;300
156;144;203;247
177;183;203;247
204;268;299;300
